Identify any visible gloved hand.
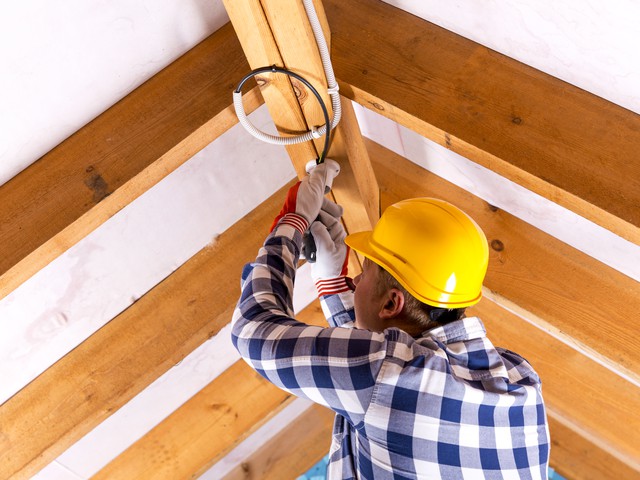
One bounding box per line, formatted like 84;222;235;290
309;200;353;296
270;159;341;233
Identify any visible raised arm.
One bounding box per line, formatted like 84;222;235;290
309;201;356;328
231;161;385;425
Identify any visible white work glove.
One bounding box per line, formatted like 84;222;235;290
309;200;353;297
270;159;341;233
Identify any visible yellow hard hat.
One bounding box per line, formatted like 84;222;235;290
345;198;489;308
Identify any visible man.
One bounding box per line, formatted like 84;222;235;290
232;160;550;479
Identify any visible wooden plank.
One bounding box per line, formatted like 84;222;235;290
93;362;291;480
260;0;334;159
329;97;380;228
547;411;640;480
0;180;295;480
96;306;327;479
0;23;263;301
326;0;640;245
368;138;640;383
257;0;380;231
326;97;380;275
222;0;318;175
224;0;379;248
223;403;334;480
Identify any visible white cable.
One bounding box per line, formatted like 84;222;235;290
233;0;342;147
302;0;341;130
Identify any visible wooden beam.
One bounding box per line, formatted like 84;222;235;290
222;0;321;174
329;97;381;228
224;0;379;259
0;23;262;301
0;180;295;480
93;362;292;479
326;0;640;245
5;0;639;301
255;0;380;232
548;412;640;480
328;98;381;274
222;403;334;480
96;306;327;479
270;6;381;268
260;0;335;159
368;139;640;383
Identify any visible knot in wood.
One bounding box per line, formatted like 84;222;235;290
255;75;268;87
490;239;505;252
290;78;306;101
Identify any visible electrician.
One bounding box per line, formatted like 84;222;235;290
232;160;550;479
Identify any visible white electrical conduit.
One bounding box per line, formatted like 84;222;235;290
232;0;342;147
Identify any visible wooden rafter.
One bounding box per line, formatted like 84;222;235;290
0;180;295;480
1;1;639;477
223;0;380;275
326;0;640;245
95;307;326;479
0;23;262;301
222;403;334;480
221;0;319;169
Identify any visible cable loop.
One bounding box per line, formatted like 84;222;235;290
232;0;341;164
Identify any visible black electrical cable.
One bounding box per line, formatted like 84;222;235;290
234;65;332;164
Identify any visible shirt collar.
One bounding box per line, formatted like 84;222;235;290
423;317;487;344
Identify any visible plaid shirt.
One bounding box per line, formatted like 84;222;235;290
232;217;550;479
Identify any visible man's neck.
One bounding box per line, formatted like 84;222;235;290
386;317;426;338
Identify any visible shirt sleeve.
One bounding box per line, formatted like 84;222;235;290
231;218;386;426
319;290;356;328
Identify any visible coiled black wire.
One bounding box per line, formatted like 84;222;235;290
234;65;332;164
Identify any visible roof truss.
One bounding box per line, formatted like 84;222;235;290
1;0;638;478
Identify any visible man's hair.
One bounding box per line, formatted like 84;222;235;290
374;264;465;331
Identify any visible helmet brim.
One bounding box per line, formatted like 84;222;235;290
344;230;373;257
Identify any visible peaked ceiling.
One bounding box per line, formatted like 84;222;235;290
1;1;639;479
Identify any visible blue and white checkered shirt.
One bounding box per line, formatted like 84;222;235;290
232;217;550;479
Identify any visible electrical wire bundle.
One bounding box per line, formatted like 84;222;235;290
232;0;341;165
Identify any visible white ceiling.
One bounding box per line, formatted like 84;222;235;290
2;0;639;478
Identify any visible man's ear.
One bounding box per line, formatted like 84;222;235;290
379;288;405;319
